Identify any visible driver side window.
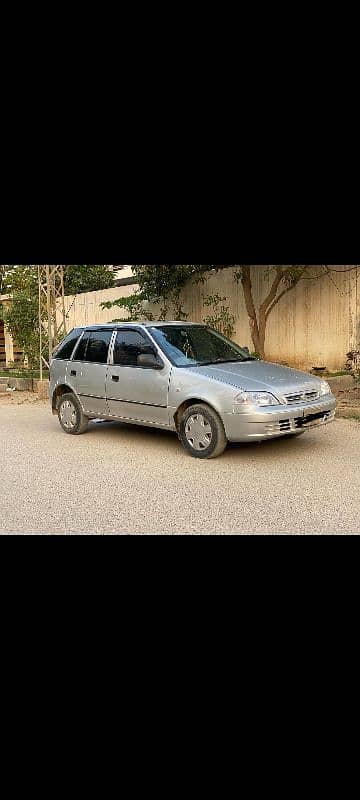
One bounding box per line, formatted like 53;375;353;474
113;331;151;367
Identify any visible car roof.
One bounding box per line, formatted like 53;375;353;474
78;321;204;331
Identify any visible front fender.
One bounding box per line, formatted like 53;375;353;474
168;368;235;419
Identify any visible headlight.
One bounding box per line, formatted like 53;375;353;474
234;391;280;407
320;381;331;396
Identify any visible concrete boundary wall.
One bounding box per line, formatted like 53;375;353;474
63;266;360;371
63;285;136;329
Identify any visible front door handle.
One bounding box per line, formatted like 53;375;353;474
71;370;77;376
112;375;120;382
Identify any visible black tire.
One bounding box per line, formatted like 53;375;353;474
179;403;228;459
58;393;89;435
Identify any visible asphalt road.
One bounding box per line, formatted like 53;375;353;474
1;402;359;535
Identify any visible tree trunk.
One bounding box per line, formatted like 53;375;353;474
240;267;267;358
257;307;267;359
240;268;260;355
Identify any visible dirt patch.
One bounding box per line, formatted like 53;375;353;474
336;385;360;418
337;408;360;420
0;391;47;406
336;386;360;402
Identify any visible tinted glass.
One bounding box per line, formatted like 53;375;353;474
114;330;150;366
73;332;89;362
54;329;82;360
86;331;113;364
150;326;255;367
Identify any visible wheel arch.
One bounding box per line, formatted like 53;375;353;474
174;398;221;431
52;384;76;414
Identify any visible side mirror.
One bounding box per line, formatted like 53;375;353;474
137;353;163;370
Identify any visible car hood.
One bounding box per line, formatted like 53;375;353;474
188;361;323;397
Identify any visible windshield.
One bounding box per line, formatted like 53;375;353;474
149;325;256;368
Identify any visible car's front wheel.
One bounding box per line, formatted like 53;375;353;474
58;393;89;435
179;403;228;459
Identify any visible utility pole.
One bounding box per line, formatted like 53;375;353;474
38;265;67;380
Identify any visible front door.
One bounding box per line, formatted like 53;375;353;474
69;329;113;416
105;329;170;425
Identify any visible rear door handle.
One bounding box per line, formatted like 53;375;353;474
112;375;120;382
71;370;77;376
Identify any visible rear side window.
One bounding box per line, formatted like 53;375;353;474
74;330;113;364
113;330;149;366
54;329;82;361
86;331;112;364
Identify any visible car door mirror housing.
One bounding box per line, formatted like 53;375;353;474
137;353;163;369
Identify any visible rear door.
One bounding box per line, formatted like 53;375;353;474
69;329;113;416
105;329;170;425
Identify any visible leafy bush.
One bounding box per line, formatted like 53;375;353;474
101;292;154;322
202;294;235;339
1;266;40;368
64;265;114;295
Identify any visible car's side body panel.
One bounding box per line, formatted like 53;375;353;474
69;361;109;416
105;364;172;426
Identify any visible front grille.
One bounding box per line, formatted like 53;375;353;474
284;390;319;404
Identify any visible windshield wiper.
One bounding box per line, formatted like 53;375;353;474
198;358;256;366
232;357;257;362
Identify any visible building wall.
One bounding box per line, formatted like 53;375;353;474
109;265;135;282
63;266;360;371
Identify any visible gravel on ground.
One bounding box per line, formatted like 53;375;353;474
0;391;46;406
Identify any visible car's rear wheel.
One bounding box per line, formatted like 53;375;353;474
58;393;89;435
179;403;228;459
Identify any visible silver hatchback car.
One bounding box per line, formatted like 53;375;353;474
49;322;336;459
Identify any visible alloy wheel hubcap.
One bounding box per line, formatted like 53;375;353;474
60;400;77;430
185;414;212;451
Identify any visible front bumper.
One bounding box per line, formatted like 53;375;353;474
224;395;337;442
